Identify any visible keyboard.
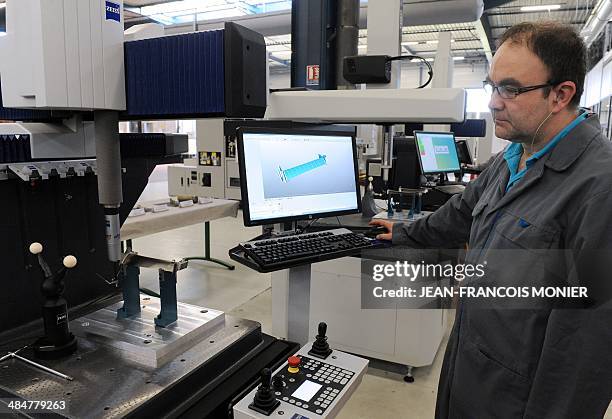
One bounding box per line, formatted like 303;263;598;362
434;184;465;195
238;228;380;271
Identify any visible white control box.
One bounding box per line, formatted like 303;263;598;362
233;342;368;419
168;164;217;198
0;0;126;111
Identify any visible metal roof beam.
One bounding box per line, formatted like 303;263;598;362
475;15;494;63
490;21;585;29
487;7;592;16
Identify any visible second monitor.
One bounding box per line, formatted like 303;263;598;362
414;131;461;175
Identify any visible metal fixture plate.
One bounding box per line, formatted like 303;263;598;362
72;297;225;368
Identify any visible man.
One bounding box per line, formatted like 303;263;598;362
372;22;612;418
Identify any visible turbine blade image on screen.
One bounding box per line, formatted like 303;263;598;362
278;154;327;183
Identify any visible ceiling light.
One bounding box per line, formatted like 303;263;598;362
411;58;434;62
453;56;465;61
402;41;419;46
520;4;561;12
137;0;253;25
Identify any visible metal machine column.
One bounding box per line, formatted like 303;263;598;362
286;265;312;345
291;0;337;89
367;0;403;182
94;110;123;263
427;31;454;132
335;0;360;89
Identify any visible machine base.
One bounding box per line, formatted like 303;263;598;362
0;302;300;418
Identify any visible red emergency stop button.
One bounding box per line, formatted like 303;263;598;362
288;356;301;373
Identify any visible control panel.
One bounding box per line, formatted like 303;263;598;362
233;323;368;419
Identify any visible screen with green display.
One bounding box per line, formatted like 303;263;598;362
415;131;461;174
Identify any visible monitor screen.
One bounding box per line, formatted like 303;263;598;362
291;380;322;402
414;131;461;174
238;127;361;226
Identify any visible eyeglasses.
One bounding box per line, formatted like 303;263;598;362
483;80;555;99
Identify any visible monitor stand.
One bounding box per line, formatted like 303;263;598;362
430;173;463;187
436;173;448;186
273;221;311;345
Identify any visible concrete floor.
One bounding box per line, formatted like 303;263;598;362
132;212;612;419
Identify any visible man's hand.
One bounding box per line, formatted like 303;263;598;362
369;219;394;241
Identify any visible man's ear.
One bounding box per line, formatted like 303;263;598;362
552;81;577;112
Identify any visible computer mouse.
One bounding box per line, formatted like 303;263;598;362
365;225;388;238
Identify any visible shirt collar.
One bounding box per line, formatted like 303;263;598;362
503;110;593;171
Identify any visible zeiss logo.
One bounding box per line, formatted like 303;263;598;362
106;1;121;22
434;145;449;154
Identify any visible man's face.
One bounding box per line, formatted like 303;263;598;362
487;42;554;143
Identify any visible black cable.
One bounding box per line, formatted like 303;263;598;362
388;55;434;88
298;218;319;234
376;203;387;211
140;287;160;298
335;216;353;229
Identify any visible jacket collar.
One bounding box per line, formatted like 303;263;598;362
543;112;601;172
487;112;600;214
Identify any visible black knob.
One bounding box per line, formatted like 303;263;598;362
309;322;332;359
272;375;284;389
261;368;272;388
318;322;327;337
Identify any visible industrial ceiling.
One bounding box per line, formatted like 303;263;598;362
0;0;607;71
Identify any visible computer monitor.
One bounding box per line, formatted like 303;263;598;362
391;137;421;189
366;137;421;195
414;131;461;174
237;127;361;226
455;140;473;165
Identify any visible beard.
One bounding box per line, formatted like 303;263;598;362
493;114;531;143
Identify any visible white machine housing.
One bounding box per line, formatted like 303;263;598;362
0;122;96;159
233;342;368;419
265;88;466;123
0;0;126;111
168;119;242;200
273;257;449;370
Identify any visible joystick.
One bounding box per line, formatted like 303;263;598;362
248;368;280;415
308;322;333;359
29;242;78;359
